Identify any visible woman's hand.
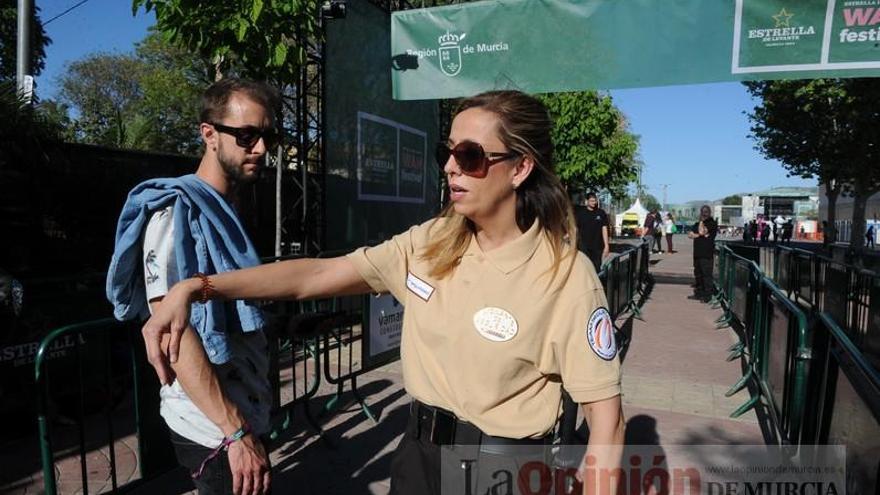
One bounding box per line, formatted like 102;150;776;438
142;278;200;385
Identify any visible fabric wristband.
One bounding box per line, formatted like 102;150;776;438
191;423;251;479
195;272;216;304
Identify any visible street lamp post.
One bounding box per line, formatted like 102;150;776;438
16;0;34;104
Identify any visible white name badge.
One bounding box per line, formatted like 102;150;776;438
473;307;519;342
406;272;435;302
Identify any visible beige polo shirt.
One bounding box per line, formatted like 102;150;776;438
347;217;621;438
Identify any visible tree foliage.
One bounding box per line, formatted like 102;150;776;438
53;31;208;154
722;194;742;206
1;80;58;152
132;0;320;84
744;80;854;186
58;53;144;147
639;193;661;212
745;78;880;250
538;91;639;198
0;0;50;81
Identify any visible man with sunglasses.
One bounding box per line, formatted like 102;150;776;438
107;78;279;495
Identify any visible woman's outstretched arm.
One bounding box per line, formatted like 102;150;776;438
143;256;372;384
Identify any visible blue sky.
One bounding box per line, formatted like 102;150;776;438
35;0;816;205
36;0;155;99
610;84;815;204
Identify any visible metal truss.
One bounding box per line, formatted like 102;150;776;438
282;0;449;255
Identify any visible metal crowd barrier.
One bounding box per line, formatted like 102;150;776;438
716;244;814;448
762;243;879;359
600;239;650;321
812;312;880;494
717;242;880;461
33;318;173;495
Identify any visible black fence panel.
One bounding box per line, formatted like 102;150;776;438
795;253;815;307
816;314;880;495
732;260;751;325
821;262;850;331
729;243;760;264
615;255;631;318
764;291;795;441
777;249;791;294
866;277;880;370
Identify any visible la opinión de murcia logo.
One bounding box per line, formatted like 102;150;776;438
404;30;510;77
748;8;816;45
838;7;880;44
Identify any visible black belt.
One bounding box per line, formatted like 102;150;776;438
410;400;552;453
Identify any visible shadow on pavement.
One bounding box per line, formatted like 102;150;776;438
270;378;409;494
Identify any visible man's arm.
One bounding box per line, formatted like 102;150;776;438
601;226;611;259
580;395;625;495
150;300;270;495
707;221;718;241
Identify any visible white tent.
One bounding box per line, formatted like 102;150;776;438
615;198;650;236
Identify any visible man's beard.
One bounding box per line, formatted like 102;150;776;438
218;147;260;186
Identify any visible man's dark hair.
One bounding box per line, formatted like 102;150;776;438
200;78;280;125
586;192;598;200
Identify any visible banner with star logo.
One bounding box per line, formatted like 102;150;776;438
391;0;880;100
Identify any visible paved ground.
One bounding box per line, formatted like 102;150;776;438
2;234;769;494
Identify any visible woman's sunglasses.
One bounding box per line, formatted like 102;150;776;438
210;122;281;150
435;141;520;178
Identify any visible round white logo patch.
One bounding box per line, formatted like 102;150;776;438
473;307;519;342
587;307;617;361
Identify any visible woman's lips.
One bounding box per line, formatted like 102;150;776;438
449;183;468;201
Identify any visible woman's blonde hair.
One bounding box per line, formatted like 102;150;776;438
421;90;577;282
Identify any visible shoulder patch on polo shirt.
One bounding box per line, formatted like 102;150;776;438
473;307;518;342
406;272;435;302
586;307;617;360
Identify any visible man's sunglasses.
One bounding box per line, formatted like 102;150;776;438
210;122;280;149
435;141;520;178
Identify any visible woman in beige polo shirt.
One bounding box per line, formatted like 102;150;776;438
144;90;624;494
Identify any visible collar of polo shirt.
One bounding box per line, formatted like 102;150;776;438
463;220;543;274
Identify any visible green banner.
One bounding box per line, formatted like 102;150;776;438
390;0;880;100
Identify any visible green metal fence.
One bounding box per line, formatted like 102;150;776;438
600;239;650;321
31;240;651;494
812;312;880;494
33;318;171;495
718;242;880;464
715;244;814;447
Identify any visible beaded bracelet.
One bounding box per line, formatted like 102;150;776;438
191;423;251;479
194;272;216;304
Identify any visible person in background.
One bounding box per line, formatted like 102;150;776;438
663;212;675;254
782;219;793;244
760;222;770;244
650;209;663;254
687;205;718;303
643;209;657;253
575;192;611;272
867;224;876;249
